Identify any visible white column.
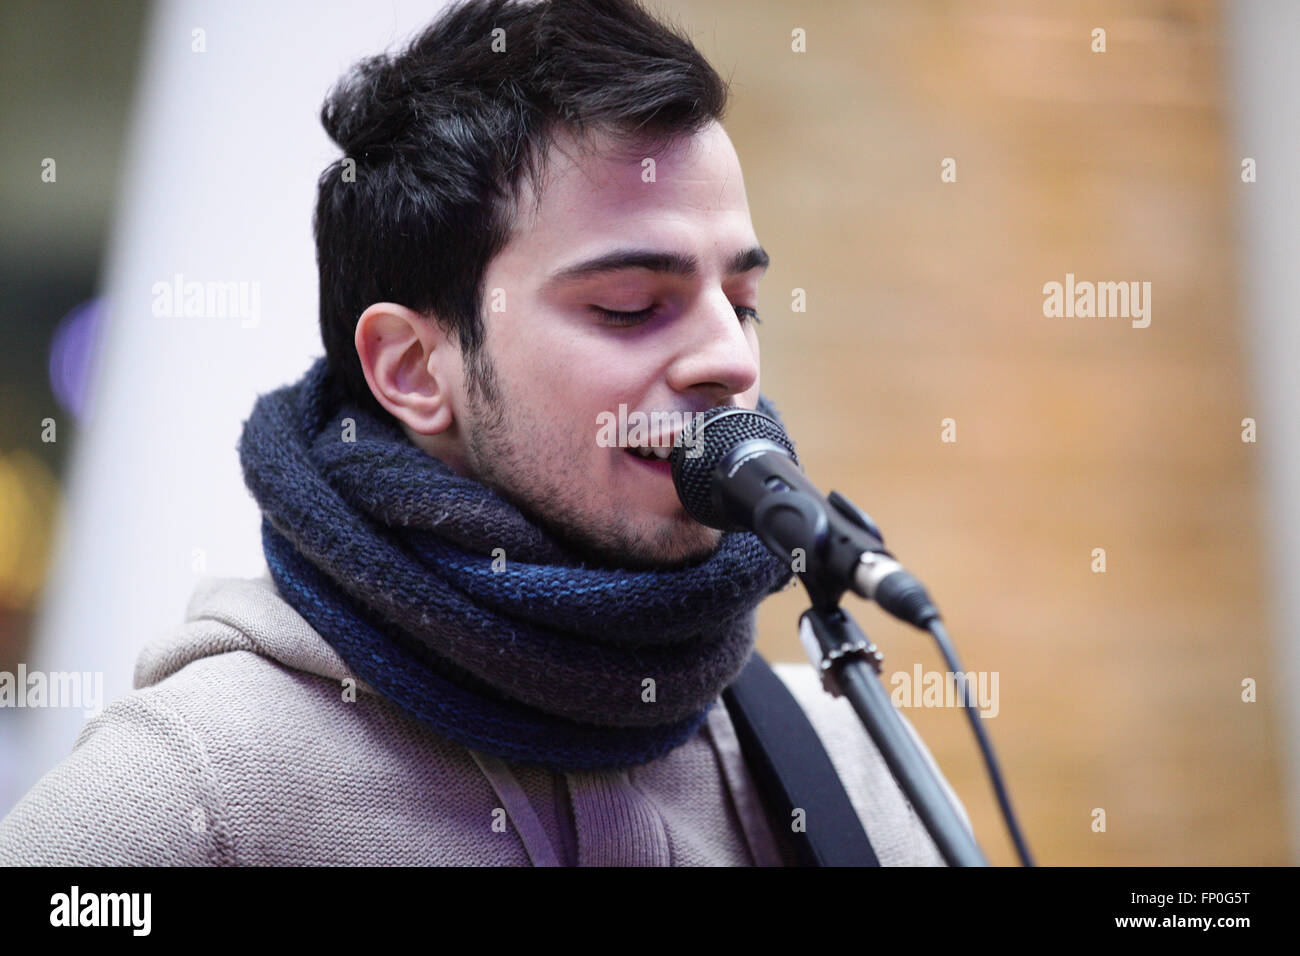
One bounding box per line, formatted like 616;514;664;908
1224;0;1300;863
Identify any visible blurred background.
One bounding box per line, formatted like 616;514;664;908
0;0;1294;865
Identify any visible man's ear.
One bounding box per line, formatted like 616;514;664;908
354;302;462;436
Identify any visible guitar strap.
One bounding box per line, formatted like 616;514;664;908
722;652;881;866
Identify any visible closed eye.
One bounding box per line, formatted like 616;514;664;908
593;304;761;326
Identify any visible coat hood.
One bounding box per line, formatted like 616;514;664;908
134;572;373;695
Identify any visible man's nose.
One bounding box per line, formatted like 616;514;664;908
664;293;759;400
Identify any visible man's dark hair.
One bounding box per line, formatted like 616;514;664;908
313;0;730;417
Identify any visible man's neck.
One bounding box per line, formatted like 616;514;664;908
401;421;473;477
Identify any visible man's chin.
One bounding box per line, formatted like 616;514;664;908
544;511;723;571
633;521;724;571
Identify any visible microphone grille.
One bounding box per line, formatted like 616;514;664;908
670;406;798;529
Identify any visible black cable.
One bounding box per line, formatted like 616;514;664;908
926;618;1036;867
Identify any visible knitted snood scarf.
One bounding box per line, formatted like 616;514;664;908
237;357;794;771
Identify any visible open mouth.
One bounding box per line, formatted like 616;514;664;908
622;443;675;475
624;444;673;462
615;419;687;476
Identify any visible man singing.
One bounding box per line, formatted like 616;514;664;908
0;0;968;866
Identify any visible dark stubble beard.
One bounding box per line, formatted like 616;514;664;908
457;348;722;571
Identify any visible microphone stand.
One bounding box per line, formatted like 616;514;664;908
754;488;988;867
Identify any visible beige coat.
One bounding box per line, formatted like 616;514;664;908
0;573;971;866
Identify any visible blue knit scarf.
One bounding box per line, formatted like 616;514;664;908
237;357;793;771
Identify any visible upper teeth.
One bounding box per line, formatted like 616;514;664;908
630;445;673;460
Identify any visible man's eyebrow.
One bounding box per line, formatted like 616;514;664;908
543;245;771;286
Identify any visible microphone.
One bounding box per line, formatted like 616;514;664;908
670;406;940;628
